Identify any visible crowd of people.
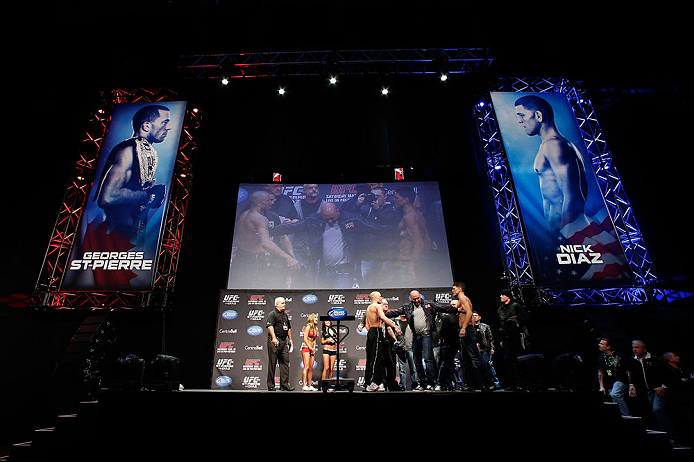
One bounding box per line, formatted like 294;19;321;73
355;284;531;393
264;284;532;394
265;285;693;448
597;337;693;448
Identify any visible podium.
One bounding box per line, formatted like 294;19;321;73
319;314;356;393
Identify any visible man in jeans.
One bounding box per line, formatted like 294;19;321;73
597;338;632;417
386;289;461;391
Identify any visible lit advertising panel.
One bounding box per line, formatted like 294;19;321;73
62;102;187;290
490;92;633;286
226;182;454;290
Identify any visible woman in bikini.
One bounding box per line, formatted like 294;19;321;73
321;319;339;385
301;313;319;391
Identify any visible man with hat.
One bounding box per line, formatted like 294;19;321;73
497;288;530;389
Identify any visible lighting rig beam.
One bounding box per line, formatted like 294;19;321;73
177;48;493;80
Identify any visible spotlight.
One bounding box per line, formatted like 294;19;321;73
109;353;145;391
278;87;286;95
221;77;229;86
440;73;448;82
381;87;389;96
144;354;181;392
329;76;338;85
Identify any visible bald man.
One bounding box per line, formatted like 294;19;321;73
232;190;299;288
364;291;401;392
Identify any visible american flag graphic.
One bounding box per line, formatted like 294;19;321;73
559;208;633;282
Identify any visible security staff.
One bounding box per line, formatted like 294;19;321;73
267;296;294;391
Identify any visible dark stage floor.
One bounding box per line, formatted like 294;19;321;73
6;388;690;461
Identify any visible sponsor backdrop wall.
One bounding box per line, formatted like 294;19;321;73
210;288;453;390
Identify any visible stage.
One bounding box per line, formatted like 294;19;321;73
8;387;683;461
5;13;693;461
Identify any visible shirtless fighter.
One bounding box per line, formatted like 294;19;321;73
514;95;588;239
94;105;171;242
393;187;432;283
364;291;401;392
453;282;495;391
233;190;300;288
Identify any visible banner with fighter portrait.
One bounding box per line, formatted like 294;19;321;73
490;92;633;286
62;101;187;290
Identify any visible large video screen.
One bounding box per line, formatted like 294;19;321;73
490;92;633;286
226;182;454;290
62;101;187;290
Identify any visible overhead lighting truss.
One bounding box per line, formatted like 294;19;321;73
177;48;493;80
30;88;200;311
475;77;660;307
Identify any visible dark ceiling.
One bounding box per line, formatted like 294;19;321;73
6;1;692;295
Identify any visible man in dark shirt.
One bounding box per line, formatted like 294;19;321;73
266;297;294;391
597;338;632;417
628;340;684;446
386;289;462;391
497;288;530;388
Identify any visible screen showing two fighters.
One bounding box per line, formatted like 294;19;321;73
226;182;454;290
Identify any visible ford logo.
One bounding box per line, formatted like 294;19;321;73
237;188;248;203
222;310;238;320
302;294;318;304
327;307;347;320
247;325;264;336
215;376;232;387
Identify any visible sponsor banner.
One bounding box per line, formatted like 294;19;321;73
210;288;453;390
62;102;187;290
226;181;454;291
490;92;633;286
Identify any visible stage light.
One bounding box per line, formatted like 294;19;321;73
329;76;337;85
278;87;286;95
109;353;145;391
221;77;229;86
440;73;448;82
144;354;181;391
381;87;389;96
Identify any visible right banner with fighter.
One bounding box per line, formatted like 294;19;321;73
490;92;633;286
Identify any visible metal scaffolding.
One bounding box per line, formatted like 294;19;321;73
177;48;493;79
